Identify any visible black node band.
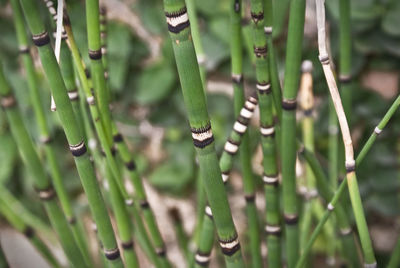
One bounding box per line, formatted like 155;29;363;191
245;195;255;203
303;108;313;117
265;225;282;236
284;214;299;225
233;0;240;13
156;247;166;257
32;31;50;47
113;133;123;143
346;163;356;173
24;226;35;238
104;248;120;260
237;116;250;126
121;240;134;250
219;236;241;256
89;49;102;60
339;75;352;84
195;250;211;266
282;99;297;110
125;160;136;171
68;217;76;224
254;45;267;57
168;21;190;34
140;200;149;209
70;141;87;157
193;136;214;148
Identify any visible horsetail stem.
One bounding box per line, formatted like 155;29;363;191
18;1;123;265
99;6;109;84
169;208;190;263
339;0;352;121
263;0;282;120
10;1;91;263
195;94;258;266
315;0;376;265
186;0;206;87
0;63;87;267
280;0;306;265
0;197;60;267
163;1;244;265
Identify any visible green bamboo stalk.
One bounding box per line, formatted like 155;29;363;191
186;0;206;88
62;13;142;267
0;63;87;267
18;1;123;266
281;0;306;266
230;0;262;266
263;0;282;119
0;196;60;268
248;0;283;265
194;95;258;267
163;1;244;266
338;0;352;121
10;0;91;263
315;0;375;265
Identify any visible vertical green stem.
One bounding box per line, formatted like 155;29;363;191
281;0;306;266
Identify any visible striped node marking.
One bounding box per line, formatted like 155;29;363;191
265;225;281;236
121;240;134;250
345;160;356;173
195;251;211;266
284;214;299;225
104;247;120;260
339;74;352;83
1;95;16;109
364;262;377;268
165;7;190;34
156;247;166;257
68;90;79;101
231;73;243;84
39;135;52;144
89;49;102;60
224;139;239;155
19;45;30;54
222;172;229;184
319;54;330;65
69;140;87;157
245;194;255;203
254;45;267;58
264;26;273;35
139;200;149;209
101;46;107;55
86;96;95;105
125;160;136;171
205;206;213;219
245;98;257;111
240;106;253;119
68;217;76;224
32;31;50;47
233;121;247;135
374;126;382;135
250;12;264;23
327;203;334;211
125;199;133;206
256;83;271;94
191;124;214;148
307;189;318;200
260;125;275;137
218;235;240;256
37;186;56;201
113;133;123;143
263;174;279;186
88;138;97;150
282;98;297;110
339;228;352;236
23;227;34;238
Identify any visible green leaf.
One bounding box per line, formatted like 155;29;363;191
134;63;176;105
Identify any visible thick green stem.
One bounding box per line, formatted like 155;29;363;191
164;1;244;266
